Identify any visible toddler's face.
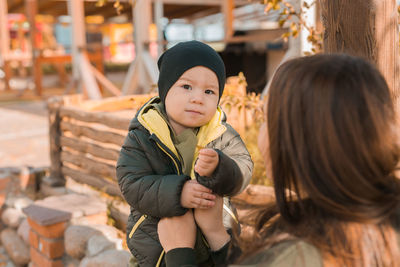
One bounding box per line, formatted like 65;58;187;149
164;66;219;135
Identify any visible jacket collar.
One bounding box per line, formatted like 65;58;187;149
137;97;227;161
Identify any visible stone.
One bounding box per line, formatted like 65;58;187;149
34;194;107;222
63;255;80;267
1;208;24;229
23;204;71;227
86;224;124;250
0;229;30;265
65;178;101;198
86;235;115;257
13;197;33;212
40;183;68;197
79;249;131;267
0;246;10;266
64;225;101;260
17;219;30;245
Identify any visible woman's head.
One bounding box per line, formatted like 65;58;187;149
264;54;400;224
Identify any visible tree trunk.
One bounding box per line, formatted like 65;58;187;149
320;0;399;104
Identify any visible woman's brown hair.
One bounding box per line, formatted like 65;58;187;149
244;54;400;266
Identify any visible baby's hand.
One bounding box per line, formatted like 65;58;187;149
194;148;219;177
181;180;216;209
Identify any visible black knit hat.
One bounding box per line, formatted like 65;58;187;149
157;40;226;103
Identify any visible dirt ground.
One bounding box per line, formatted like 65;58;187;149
0;72;128;169
0;100;50;168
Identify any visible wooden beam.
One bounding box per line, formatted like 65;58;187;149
60;121;126;146
60;136;120;161
0;0;9;61
47;97;65;183
320;0;399;106
154;0;164;56
225;28;288;43
222;0;234;40
89;64;121;97
59;105;131;130
62;166;121;197
61;150;117;180
7;0;24;13
79;52;102;99
153;0;244;6
374;0;399;103
68;0;86;94
0;0;10;90
68;0;101;99
26;0;40;95
122;0;156;95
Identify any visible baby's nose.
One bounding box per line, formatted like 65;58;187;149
190;90;204;103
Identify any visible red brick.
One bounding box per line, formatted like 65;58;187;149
19;169;36;190
30;247;63;267
29;230;39;250
0;177;10;191
0;194;5;208
39;236;64;259
27;218;66;239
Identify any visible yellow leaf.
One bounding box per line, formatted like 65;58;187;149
273;3;281;10
281;8;289;15
95;0;106;7
290;22;297;31
265;2;274;12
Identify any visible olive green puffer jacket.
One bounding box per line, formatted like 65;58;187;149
116;97;253;266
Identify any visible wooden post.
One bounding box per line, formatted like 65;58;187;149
0;0;10;90
26;0;40;95
222;0;234;41
47;97;65;186
122;0;158;95
374;0;399;104
154;0;164;57
68;0;85;92
68;0;101;98
320;0;399;106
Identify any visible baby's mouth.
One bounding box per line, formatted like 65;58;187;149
185;110;202;115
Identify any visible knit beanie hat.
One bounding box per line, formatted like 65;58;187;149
157;40;226;103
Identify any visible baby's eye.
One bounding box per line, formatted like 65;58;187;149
182;84;192;90
205;89;215;95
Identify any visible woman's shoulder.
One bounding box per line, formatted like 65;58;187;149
238;239;323;267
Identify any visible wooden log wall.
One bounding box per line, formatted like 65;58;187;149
49;92;264;198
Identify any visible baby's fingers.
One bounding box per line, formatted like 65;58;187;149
199;148;218;157
192;198;215;209
194;191;215;201
197;154;215;164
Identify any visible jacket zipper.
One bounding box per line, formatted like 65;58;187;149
128;214;147;238
128;138;182;239
150;134;182;175
128;135;182;266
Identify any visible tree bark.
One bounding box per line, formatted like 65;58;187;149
320;0;399;104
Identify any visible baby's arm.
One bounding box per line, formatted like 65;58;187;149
194;148;219;177
195;125;253;196
117;130;190;218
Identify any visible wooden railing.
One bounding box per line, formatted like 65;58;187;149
48;92;263;197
